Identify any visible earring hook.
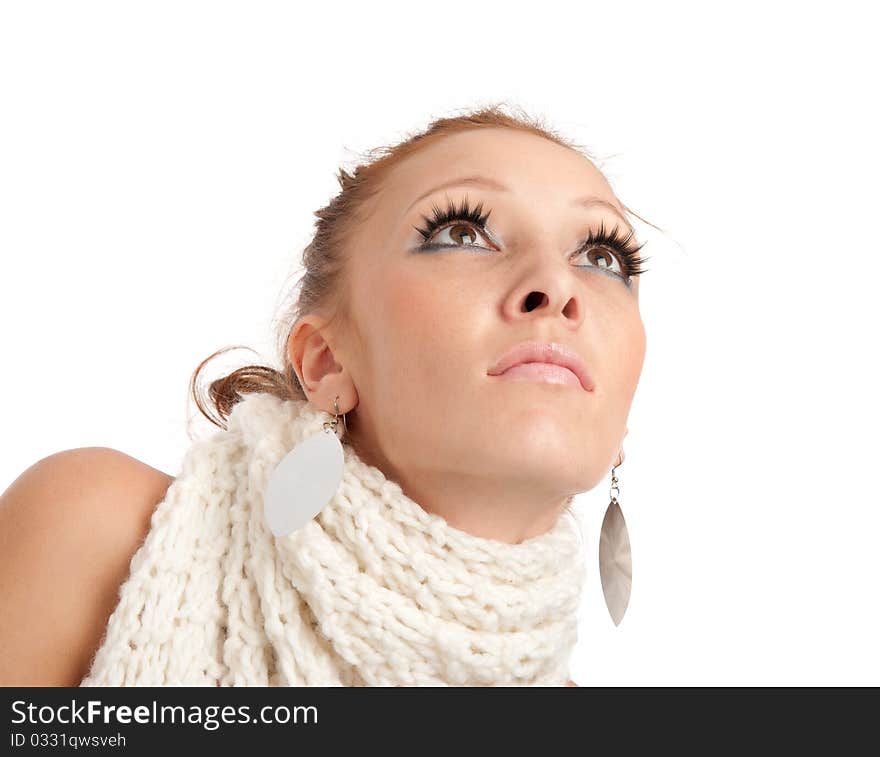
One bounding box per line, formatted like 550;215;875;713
610;449;623;502
334;395;348;435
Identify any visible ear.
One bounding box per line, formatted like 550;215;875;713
616;428;629;466
287;315;357;413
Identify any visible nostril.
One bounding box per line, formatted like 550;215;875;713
523;291;545;311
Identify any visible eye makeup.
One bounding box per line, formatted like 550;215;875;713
411;194;651;285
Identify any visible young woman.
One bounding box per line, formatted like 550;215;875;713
0;104;650;686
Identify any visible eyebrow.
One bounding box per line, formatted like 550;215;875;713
403;174;631;228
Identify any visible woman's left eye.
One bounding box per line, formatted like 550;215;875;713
572;245;625;276
424;222;493;249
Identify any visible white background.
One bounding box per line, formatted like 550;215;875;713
1;1;877;685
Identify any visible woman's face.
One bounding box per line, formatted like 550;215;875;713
304;127;646;530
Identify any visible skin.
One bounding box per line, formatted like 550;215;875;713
289;127;646;546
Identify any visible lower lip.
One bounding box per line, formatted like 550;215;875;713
493;362;584;389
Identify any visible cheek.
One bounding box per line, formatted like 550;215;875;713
358;264;483;460
382;265;442;327
623;306;647;386
357;264;467;407
602;301;646;407
377;263;479;362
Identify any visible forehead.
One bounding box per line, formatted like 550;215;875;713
377;127;621;221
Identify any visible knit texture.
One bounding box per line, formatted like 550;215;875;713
80;392;587;686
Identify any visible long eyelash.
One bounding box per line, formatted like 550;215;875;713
577;218;651;278
412;194;492;241
412;195;651;279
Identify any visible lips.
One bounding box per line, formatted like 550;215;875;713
487;340;595;392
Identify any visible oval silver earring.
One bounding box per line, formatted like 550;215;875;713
262;394;346;538
599;449;632;626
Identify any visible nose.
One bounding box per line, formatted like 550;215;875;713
521;289;574;315
501;262;584;329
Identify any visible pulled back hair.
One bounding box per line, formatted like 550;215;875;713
189;100;659;433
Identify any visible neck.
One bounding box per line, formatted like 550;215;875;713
404;471;573;544
349;434;573;544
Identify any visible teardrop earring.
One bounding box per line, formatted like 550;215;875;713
599;449;633;626
262;395;347;538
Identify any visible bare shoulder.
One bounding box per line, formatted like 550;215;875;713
566;679;578;687
0;447;174;686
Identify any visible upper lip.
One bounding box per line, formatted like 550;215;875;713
487;340;595;392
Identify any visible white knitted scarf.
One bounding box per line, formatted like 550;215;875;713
80;392;587;687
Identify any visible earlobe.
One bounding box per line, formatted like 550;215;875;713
615;428;629;466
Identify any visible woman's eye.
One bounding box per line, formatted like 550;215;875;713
426;222;492;249
574;245;625;276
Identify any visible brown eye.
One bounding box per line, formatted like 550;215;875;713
427;222;492;249
575;245;624;275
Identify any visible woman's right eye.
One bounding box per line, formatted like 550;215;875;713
421;222;493;250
